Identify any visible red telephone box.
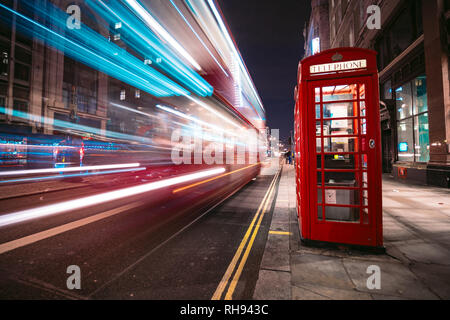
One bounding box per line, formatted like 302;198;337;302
294;48;383;249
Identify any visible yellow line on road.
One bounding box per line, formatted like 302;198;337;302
224;172;278;300
211;168;280;300
0;202;141;255
269;231;292;235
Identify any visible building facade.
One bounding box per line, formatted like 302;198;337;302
304;0;331;57
0;0;111;137
304;0;450;187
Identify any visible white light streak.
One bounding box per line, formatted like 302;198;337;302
0;168;226;228
155;104;242;138
0;163;141;177
185;95;243;129
206;0;265;112
124;0;202;71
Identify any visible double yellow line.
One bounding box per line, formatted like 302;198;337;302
211;168;281;300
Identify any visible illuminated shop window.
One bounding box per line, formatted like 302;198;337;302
395;75;429;163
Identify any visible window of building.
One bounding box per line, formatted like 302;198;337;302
14;62;30;82
0;81;7;97
389;8;415;58
0;40;9;78
12;99;28;117
383;80;392;100
63;56;98;114
374;0;423;70
395;75;429;163
0;1;13;40
13;45;31;84
13;84;29;101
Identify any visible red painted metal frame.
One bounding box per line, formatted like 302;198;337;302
294;47;383;248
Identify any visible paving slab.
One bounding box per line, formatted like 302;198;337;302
253;270;291;300
290;253;355;290
259;233;290;272
342;259;439;300
253;165;450;300
292;282;372;300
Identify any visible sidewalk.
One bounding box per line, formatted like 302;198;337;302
253;164;450;300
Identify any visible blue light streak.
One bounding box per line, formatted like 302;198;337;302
0;106;158;147
0;2;190;98
84;0;213;97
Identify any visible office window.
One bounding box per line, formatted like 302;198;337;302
383;80;392;100
12;99;28;117
395;75;429;163
14;62;30;82
374;0;423;70
63;56;98;114
389;9;415;58
0;1;13;40
14;46;32;85
396;84;413;119
0;40;9;77
397;118;414;162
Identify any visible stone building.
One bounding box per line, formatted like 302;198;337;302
0;0;114;138
304;0;331;57
304;0;450;187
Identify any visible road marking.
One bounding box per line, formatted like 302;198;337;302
224;172;278;300
0;202;142;255
211;168;280;300
87;179;251;298
173;163;260;193
269;231;292;235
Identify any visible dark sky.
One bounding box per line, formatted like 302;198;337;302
217;0;311;142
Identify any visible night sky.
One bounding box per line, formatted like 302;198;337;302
217;0;311;142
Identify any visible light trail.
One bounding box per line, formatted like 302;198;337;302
0;163;141;177
0;106;153;145
184;96;244;130
156;104;225;134
168;0;229;77
1;2;190;97
173;163;259;193
123;0;202;72
0;168;225;228
0;167;145;184
205;0;265;114
87;0;213;97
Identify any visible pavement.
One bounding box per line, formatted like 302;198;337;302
253;164;450;300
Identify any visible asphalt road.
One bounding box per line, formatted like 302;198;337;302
0;171;279;300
